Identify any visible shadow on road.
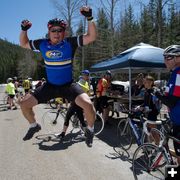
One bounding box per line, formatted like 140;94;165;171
96;116;135;170
33;131;85;151
96;117;121;147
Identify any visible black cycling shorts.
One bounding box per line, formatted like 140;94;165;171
95;96;109;112
173;125;180;156
8;94;15;99
32;82;84;104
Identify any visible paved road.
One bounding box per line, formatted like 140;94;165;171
0;86;136;180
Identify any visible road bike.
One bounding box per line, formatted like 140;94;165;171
42;105;104;136
47;97;62;109
117;105;163;150
132;119;180;179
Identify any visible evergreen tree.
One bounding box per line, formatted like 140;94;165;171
118;5;140;49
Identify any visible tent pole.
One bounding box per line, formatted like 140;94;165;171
129;68;132;110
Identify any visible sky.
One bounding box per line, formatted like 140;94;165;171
0;0;112;45
0;0;58;45
0;0;106;45
0;0;155;45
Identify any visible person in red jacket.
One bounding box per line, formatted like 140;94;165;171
96;70;112;126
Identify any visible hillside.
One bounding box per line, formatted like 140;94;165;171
0;39;44;83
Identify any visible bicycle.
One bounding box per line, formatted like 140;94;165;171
42;105;104;136
42;105;67;134
117;105;163;150
3;94;8;105
2;93;20;109
47;98;61;109
132;119;180;180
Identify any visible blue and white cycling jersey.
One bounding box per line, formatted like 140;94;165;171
165;67;180;125
29;36;83;85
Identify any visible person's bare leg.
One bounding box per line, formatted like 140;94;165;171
19;94;38;124
75;93;96;147
12;97;18;109
9;98;13;109
19;94;41;141
75;93;95;128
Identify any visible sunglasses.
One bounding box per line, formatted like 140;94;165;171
164;55;175;61
50;28;64;33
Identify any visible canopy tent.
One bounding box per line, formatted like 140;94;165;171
90;42;166;72
90;43;167;109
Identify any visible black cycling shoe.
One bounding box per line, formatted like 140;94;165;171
53;132;65;141
55;132;65;141
85;128;94;147
23;124;41;141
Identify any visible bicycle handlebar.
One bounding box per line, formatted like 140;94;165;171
143;120;162;136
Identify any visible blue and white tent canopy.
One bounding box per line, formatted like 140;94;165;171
90;43;166;72
90;43;167;110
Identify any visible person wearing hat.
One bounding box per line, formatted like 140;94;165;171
57;70;91;140
78;70;90;94
19;6;96;147
5;78;18;110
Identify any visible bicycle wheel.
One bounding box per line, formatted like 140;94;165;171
94;112;104;135
133;143;167;180
70;113;81;129
76;112;104;136
142;128;164;146
117;119;133;150
3;95;8;105
42;109;64;134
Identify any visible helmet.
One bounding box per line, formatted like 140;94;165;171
7;77;13;83
81;69;90;76
13;76;17;81
105;70;112;76
47;18;67;30
164;45;180;56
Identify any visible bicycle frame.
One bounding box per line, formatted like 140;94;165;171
132;119;180;180
149;145;173;171
149;132;179;171
126;113;163;147
128;118;142;146
128;112;146;146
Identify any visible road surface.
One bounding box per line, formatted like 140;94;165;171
0;85;135;180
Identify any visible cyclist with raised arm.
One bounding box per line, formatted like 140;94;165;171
155;45;180;165
19;6;96;147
